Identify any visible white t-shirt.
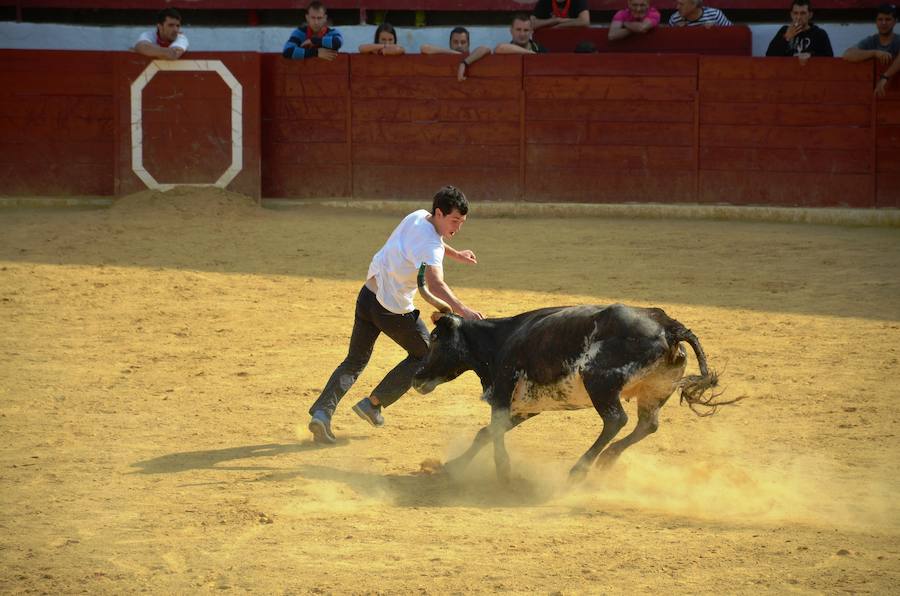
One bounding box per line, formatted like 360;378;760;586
137;30;189;51
367;209;444;314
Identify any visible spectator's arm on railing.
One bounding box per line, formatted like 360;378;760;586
283;27;311;59
133;41;183;60
421;44;459;55
532;15;561;30
359;43;405;55
843;47;893;64
608;20;630;40
495;43;535;54
458;46;491;81
876;52;900;97
548;10;590;29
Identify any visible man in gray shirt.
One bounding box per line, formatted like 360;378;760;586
843;3;899;65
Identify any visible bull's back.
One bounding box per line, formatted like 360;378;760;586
499;304;680;416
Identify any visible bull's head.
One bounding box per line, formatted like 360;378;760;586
412;313;470;394
413;263;470;394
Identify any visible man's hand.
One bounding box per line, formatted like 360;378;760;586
874;50;893;65
317;48;338;61
454;249;477;264
875;77;889;98
458;306;484;321
300;39;313;48
457;62;467;82
784;22;802;41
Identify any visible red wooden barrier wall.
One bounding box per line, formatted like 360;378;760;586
114;52;261;198
524;54;698;203
261;54;350;198
0;49;893;208
698;56;875;207
0;50;114;196
876;69;900;208
350;54;522;200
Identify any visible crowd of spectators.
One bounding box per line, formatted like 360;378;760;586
131;1;899;96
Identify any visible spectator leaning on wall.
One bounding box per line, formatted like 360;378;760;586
668;0;732;27
133;8;188;60
283;1;343;61
875;52;900;96
496;13;548;54
532;0;591;29
843;3;899;65
420;27;492;82
766;0;833;58
358;22;406;55
609;0;661;41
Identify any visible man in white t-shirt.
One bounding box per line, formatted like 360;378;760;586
133;8;189;60
308;186;483;444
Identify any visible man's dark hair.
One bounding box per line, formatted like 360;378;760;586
877;3;897;17
374;22;398;44
449;26;469;44
157;8;182;23
791;0;812;10
512;12;532;25
307;1;326;12
432;186;469;216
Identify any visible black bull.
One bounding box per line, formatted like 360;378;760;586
412;274;741;481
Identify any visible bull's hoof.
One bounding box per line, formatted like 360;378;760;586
568;464;589;484
418;458;444;475
442;457;468;479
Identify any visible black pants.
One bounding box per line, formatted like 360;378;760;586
308;285;430;417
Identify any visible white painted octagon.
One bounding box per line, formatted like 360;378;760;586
130;60;243;191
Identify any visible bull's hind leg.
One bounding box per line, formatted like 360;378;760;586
569;399;628;482
594;397;668;470
444;410;537;480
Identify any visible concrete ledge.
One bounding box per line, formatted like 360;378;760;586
0;197;113;209
4;195;898;227
263;199;900;228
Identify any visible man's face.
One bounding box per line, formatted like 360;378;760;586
450;32;469;52
377;30;396;44
433;208;466;239
628;0;649;18
157;17;181;42
307;7;327;33
511;18;533;46
676;0;697;18
790;4;812;27
876;12;897;36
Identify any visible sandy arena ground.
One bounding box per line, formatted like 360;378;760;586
1;188;899;594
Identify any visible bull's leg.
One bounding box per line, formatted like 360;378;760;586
444;412;537;479
490;408;514;483
569;400;628;482
594;399;665;469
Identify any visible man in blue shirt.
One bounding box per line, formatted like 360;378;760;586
283;1;343;61
843;3;899;66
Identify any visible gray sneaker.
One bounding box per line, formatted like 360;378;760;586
352;397;385;427
308;410;336;444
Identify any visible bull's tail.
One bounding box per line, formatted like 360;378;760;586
667;324;745;417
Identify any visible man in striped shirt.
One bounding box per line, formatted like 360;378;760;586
282;1;343;61
668;0;732;27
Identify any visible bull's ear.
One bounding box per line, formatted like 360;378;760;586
430;311;445;324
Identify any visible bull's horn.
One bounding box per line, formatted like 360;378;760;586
417;264;453;314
